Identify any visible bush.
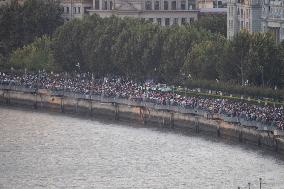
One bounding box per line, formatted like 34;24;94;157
184;79;284;101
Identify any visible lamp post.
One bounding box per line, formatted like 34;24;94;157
260;65;264;88
63;72;67;97
259;178;262;189
76;62;80;73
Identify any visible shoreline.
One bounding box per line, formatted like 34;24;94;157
1;89;284;155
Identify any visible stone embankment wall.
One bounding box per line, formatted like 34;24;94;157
1;89;283;154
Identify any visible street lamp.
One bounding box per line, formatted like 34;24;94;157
260;65;264;87
75;62;80;73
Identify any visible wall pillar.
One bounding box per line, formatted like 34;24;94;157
114;103;119;120
34;93;38;109
170;112;174;128
239;131;243;142
195;117;199;133
217;126;221;137
75;99;78;113
61;97;64;113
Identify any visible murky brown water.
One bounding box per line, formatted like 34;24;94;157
0;107;284;189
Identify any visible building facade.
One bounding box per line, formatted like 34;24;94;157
0;0;26;6
261;0;284;42
198;0;227;8
87;0;198;26
61;0;93;21
0;0;10;6
227;0;262;39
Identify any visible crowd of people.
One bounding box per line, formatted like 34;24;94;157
0;71;283;130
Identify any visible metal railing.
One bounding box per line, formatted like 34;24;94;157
0;85;278;131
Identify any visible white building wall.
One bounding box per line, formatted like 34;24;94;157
88;0;199;26
227;0;262;39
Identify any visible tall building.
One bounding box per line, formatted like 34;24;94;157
87;0;198;26
227;0;262;39
261;0;284;43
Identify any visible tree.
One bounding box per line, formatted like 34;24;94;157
247;33;279;87
227;31;252;85
193;15;227;36
52;18;88;72
183;37;226;80
160;26;211;83
9;35;55;71
0;0;63;59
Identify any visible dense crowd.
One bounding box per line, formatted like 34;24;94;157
0;72;283;130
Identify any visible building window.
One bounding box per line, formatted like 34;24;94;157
164;1;168;10
154;1;160;10
78;7;81;14
190;17;194;23
149;18;154;22
165;18;170;25
146;1;152;10
181;0;186;10
173;18;178;25
103;0;107;10
157;18;162;25
73;7;76;14
84;7;91;14
110;1;113;10
171;1;176;10
181;18;186;24
95;0;100;9
188;0;195;9
66;6;69;13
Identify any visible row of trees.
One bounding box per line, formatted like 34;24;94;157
52;15;217;83
50;15;283;89
185;32;284;88
2;1;283;97
0;0;63;66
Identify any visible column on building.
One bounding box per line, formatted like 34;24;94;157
280;24;284;41
100;0;103;9
186;0;188;10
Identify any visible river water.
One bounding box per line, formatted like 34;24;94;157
0;107;284;189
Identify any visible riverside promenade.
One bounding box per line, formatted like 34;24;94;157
1;85;284;154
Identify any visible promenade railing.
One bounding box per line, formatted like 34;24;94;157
0;85;278;131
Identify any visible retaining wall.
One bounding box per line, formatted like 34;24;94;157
1;89;283;155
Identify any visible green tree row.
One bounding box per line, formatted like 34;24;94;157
7;14;284;98
0;0;63;68
51;15;218;82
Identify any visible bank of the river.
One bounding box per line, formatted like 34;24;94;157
1;89;284;155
